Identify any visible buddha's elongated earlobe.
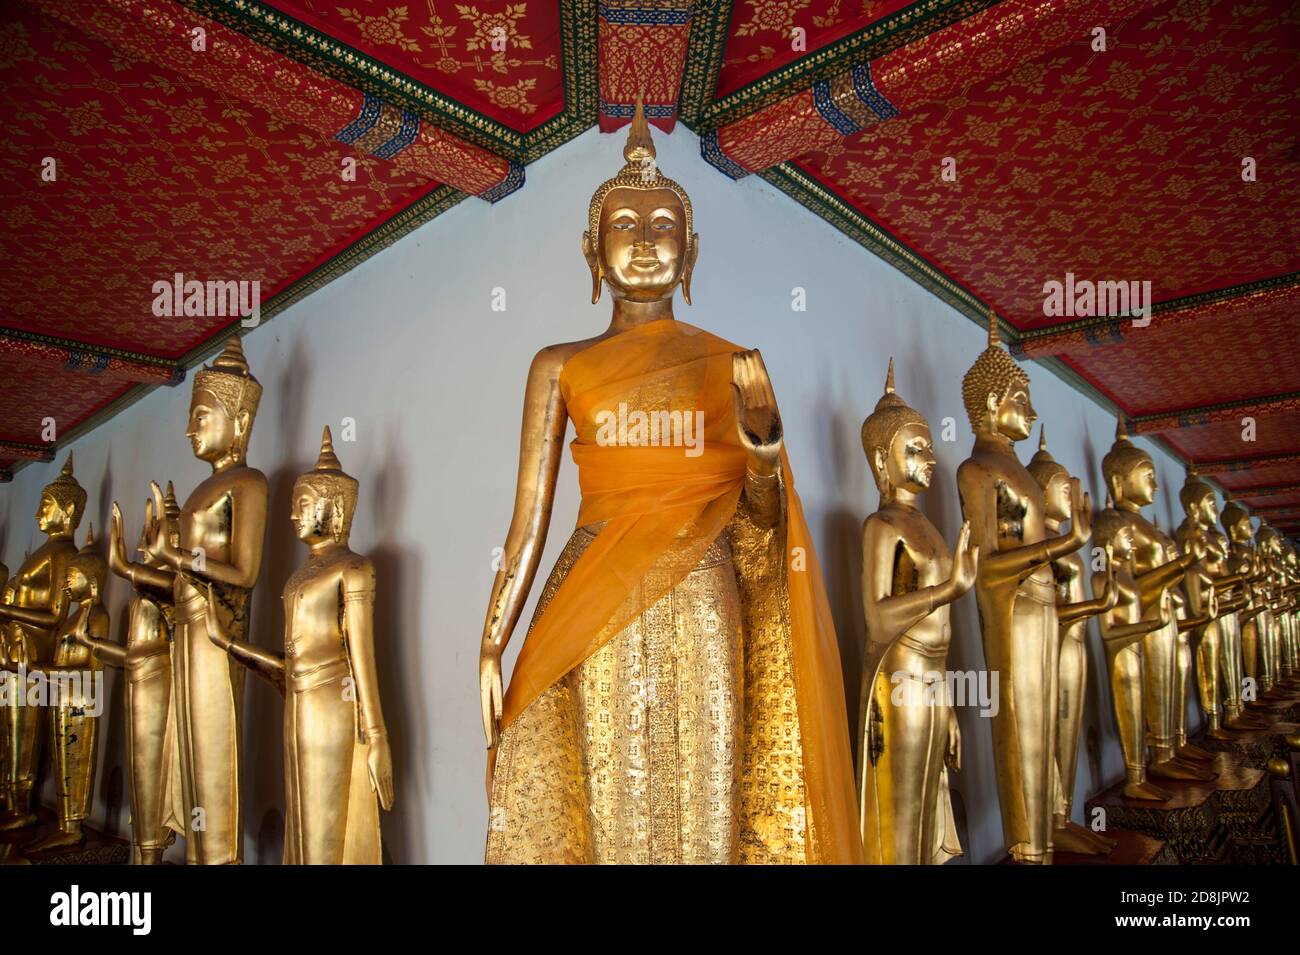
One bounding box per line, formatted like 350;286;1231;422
582;230;602;304
681;233;699;306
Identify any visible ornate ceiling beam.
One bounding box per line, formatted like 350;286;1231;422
701;0;1163;179
1129;391;1300;436
0;329;183;385
1192;451;1300;475
0;440;56;464
598;2;693;133
26;0;523;200
1012;275;1300;359
1226;483;1300;501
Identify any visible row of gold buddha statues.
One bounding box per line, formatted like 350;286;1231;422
3;101;1296;865
477;102;1299;865
0;336;392;864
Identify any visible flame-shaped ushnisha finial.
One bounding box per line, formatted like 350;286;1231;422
623;91;655;166
84;522;94;547
884;356;895;395
164;481;181;521
1039;424;1048;452
987;306;1000;349
1116;415;1130;442
314;425;344;474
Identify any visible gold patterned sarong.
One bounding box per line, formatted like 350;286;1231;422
486;319;861;864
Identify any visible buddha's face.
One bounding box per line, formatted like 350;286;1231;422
881;422;935;494
64;564;90;603
36;491;70;534
1110;524;1135;562
187;390;236;462
1226;513;1253;543
991;384;1035;442
291;485;331;543
1191;489;1218;527
1118;457;1157;507
1043;472;1072;522
597;187;688;300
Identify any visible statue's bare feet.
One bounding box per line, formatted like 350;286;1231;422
1226;712;1270;730
1123;779;1171;801
1052;821;1115;855
1149;757;1216;781
1204;725;1234;740
0;810;38;832
26;825;83;853
1176;742;1215;761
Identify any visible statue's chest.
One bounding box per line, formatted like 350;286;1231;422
282;570;343;658
182;492;232;554
994;471;1039;543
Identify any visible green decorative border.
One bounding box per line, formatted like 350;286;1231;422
682;0;996;133
177;0;600;164
0;328;181;371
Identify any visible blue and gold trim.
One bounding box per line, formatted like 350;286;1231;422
479;161;526;203
700;130;748;180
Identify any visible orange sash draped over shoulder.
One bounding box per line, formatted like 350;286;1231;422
498;319;863;864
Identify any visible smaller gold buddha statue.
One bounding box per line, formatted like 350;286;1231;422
1027;427;1117;854
0;454;85;831
26;526;108;852
1091;505;1172;800
858;360;977;865
206;427;393;864
1255;524;1286;697
76;487;185;863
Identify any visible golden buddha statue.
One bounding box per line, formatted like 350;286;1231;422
1175;471;1235;740
1091;505;1172;800
956;316;1091;864
144;335;268;864
1027;427;1117;854
204;427;393;864
1222;502;1268;709
0;453;85;831
25;526;107;852
1254;523;1284;696
481;98;862;865
1282;545;1299;684
1101;420;1213;781
858;360;977;865
75;487;185;863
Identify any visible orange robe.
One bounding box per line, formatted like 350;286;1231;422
486;320;862;864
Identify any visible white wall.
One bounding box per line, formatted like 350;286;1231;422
0;124;1196;864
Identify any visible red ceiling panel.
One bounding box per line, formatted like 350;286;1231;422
795;0;1300;331
265;1;566;131
1158;411;1300;462
717;0;915;97
0;353;131;447
0;6;439;358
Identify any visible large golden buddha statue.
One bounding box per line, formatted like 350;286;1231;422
1221;502;1270;712
144;336;268;864
858;360;976;865
26;526;107;852
75;487;185;863
204;427;393;864
481;100;862;865
1102;421;1212;781
956;317;1091;864
0;454;85;832
1254;523;1284;696
1027;428;1117;855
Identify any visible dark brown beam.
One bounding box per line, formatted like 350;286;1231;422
1227;483;1300;501
1194;452;1300;475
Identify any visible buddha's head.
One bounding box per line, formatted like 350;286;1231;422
188;336;261;464
1093;503;1134;563
1102;417;1156;508
36;453;85;536
1256;523;1282;559
1027;425;1072;522
64;524;105;604
861;359;933;498
961;310;1034;440
291;426;358;546
1179;468;1218;529
1285;543;1298;575
1221;501;1254;544
583;96;697;306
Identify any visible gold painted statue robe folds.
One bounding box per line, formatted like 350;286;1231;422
486;320;860;864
